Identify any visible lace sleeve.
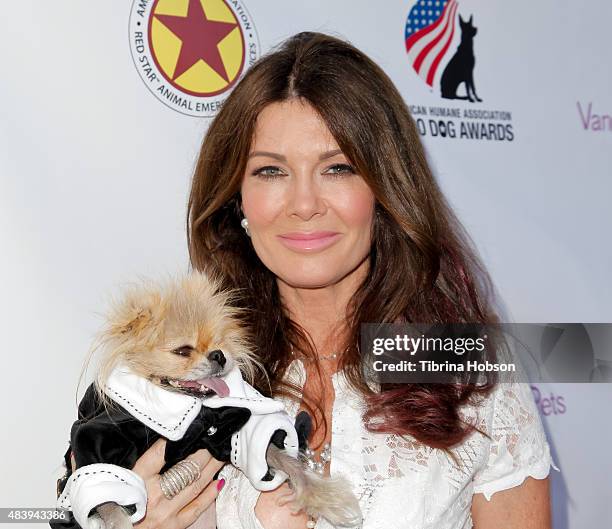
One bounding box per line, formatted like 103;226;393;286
472;382;561;501
215;464;266;529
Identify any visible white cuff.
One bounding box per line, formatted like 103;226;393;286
57;463;147;529
231;410;299;491
203;366;301;491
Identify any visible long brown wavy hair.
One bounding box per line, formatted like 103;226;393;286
186;31;503;457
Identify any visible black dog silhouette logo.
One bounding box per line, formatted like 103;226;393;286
440;14;482;103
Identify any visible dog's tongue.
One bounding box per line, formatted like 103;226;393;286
196;377;230;398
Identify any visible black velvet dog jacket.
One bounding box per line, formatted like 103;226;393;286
52;363;309;529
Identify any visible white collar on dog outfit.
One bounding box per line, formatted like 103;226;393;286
103;363;202;441
103;362;286;441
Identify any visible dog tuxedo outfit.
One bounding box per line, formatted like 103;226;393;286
52;362;309;529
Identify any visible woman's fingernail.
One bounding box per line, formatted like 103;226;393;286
216;478;225;491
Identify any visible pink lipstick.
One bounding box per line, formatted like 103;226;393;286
277;231;341;252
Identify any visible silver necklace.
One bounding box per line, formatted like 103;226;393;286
289;343;342;361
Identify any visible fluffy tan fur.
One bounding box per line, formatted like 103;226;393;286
86;270;265;405
266;444;363;526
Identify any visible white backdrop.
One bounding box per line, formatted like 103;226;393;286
1;1;610;528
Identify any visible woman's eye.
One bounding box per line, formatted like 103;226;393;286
325;163;356;177
251;163;355;179
251;166;284;179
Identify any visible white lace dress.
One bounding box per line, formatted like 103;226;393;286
214;358;560;529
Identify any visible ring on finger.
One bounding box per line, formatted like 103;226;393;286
159;459;202;500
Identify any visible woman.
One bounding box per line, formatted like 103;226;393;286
130;32;558;529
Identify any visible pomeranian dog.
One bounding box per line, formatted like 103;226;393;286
54;270;362;529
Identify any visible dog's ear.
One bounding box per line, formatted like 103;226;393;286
106;285;166;340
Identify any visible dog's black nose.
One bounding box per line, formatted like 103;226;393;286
208;349;226;368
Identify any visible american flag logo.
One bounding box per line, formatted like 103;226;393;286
405;0;459;88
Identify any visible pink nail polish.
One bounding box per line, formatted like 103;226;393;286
216;478;225;491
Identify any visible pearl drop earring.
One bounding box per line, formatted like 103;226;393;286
240;217;251;237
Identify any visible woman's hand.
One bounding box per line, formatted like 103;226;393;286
254;481;309;529
70;440;226;529
130;438;226;529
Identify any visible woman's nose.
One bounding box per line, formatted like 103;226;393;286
285;175;326;220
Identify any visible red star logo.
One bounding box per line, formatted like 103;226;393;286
154;0;238;82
